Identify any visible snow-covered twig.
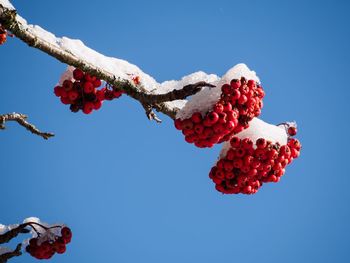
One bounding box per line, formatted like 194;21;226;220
0;112;54;140
0;1;214;121
0;244;22;263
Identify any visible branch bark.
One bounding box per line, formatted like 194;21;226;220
0;224;29;245
0;113;54;139
0;2;215;121
0;244;22;263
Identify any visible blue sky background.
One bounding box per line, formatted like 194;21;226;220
1;0;350;262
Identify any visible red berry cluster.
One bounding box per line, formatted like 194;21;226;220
174;77;265;148
54;68;123;114
209;136;301;195
26;227;72;260
0;25;7;45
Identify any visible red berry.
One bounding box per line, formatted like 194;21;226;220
93;78;102;87
288;126;297;136
73;68;84;80
230;137;241;148
213;103;224;114
256;138;267;149
206;112;219;125
194;123;204;134
63;80;73;91
54;86;63;97
230;79;240;89
182;119;194;130
61;227;72;244
247;80;255;88
94;100;103;110
83;82;94;93
221;84;232;94
96;89;105;100
68;90;79;101
174;119;183;130
83;102;94;114
113;90;123;98
191;112;202;123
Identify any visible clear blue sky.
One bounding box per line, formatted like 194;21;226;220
1;0;350;262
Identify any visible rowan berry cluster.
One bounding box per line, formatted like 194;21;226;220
54;68;123;114
0;25;7;45
174;77;264;148
26;227;72;260
209;134;301;195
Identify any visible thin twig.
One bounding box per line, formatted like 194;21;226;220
0;112;54;140
0;244;22;263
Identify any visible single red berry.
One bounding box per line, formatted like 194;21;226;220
256;138;267;149
94;100;103;110
68;90;79;101
73;68;84;80
206;111;219;125
230;79;240;89
247;80;255;88
185;134;197;143
61;227;72;243
238;94;248;104
70;104;80;113
113;90;123;98
174;119;183;130
221;84;232;94
242;138;253;149
225;121;235;131
0;33;7;45
93;79;102;87
191;112;202;123
230;137;241;148
182;119;194;130
83;82;95;93
223;102;232;112
84;74;94;82
213;103;224;114
288;126;297;136
54;86;63;97
194;123;204;134
60;96;72;105
231;89;241;101
63;80;73;91
96;89;105;100
83;102;94;114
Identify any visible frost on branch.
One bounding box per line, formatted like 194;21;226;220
0;218;72;262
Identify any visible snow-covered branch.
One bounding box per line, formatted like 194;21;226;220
0;0;217;121
0;244;22;263
0;113;54;139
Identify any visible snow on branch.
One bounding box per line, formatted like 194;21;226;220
0;244;22;263
0;112;54;139
0;0;217;121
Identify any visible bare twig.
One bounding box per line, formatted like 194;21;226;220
0;113;54;140
141;102;162;123
0;2;215;121
0;244;22;263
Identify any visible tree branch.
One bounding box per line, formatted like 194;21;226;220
0;224;28;245
0;113;54;140
0;244;22;263
0;1;215;121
